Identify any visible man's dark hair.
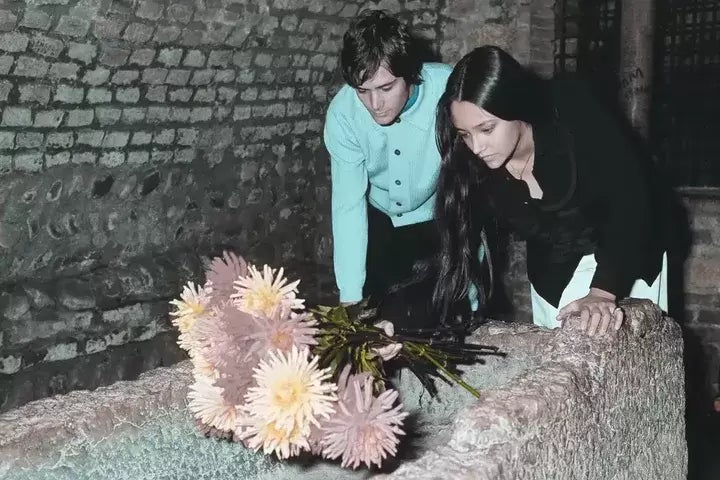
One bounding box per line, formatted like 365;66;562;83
340;9;422;88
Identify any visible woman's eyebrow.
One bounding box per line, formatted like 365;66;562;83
474;120;495;129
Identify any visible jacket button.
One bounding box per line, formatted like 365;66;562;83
397;213;403;217
396;201;402;206
394;149;401;155
395;180;401;185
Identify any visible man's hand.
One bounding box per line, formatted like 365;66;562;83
557;288;623;336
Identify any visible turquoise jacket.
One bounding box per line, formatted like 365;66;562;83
323;63;453;303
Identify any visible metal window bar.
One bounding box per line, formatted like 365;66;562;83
652;0;720;186
555;0;720;186
554;0;621;90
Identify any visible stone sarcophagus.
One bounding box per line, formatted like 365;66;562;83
0;300;686;480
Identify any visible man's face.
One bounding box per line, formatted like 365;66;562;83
355;65;412;126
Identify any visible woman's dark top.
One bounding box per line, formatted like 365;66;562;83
480;76;668;307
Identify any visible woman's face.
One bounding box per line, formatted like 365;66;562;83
450;100;523;169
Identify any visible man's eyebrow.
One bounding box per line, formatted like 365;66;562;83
358;79;396;90
376;79;396;88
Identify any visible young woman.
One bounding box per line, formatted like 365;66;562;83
433;46;669;335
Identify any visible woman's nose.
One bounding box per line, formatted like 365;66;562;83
471;137;486;156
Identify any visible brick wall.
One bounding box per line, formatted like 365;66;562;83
680;192;720;397
0;0;442;408
6;0;544;410
439;0;532;65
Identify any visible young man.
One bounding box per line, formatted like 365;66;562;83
324;10;476;326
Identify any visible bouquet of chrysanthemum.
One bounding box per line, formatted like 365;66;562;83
169;250;500;469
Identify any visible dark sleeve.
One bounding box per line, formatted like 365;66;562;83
560;79;652;297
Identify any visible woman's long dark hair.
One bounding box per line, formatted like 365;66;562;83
433;46;554;323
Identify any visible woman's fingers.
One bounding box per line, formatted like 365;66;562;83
598;308;612;336
557;300;577;320
613;307;624;330
579;307;590;332
558;298;624;337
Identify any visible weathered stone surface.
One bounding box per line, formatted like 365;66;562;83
0;301;685;479
0;355;191;462
380;301;686;479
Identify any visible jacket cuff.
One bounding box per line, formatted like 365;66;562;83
590;263;620;298
339;285;364;304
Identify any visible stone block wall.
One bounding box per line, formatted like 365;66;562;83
0;0;453;408
0;0;545;411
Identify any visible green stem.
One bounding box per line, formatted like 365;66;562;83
408;343;481;399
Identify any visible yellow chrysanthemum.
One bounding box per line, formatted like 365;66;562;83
169;281;213;334
241;419;309;459
188;374;245;432
190;350;219;379
232;264;304;317
243;346;337;436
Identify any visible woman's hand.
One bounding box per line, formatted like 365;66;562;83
557;288;624;336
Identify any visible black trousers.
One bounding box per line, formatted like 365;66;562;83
364;205;439;299
363;205;468;330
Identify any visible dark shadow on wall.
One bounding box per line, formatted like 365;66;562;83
0;332;186;413
414;34;442;65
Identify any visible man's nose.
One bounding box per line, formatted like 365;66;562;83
370;92;382;111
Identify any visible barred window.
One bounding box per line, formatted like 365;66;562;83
554;0;720;187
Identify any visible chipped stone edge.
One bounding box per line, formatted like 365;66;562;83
0;361;193;469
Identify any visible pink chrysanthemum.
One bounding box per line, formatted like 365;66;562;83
232;264;304;316
215;372;255;406
306;365;373;455
204;251;248;304
190;303;260;387
188;374;246;432
245;306;319;359
321;369;409;469
191;303;259;404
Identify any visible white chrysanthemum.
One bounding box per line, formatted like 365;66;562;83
232;264;304;316
243;346;337;436
188;374;245;432
240;419;309;459
190;350;219;379
169;282;213;350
